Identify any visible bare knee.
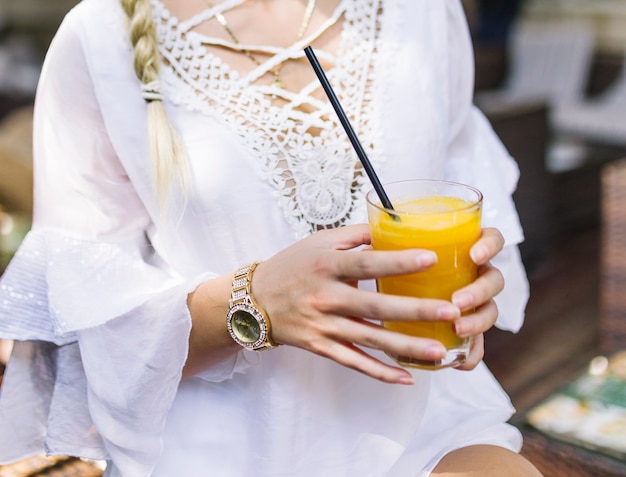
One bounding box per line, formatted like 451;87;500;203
431;444;543;477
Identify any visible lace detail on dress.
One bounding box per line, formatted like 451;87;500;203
150;0;385;238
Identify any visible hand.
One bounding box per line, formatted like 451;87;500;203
450;227;505;370
252;224;462;385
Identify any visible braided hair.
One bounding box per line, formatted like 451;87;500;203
119;0;190;211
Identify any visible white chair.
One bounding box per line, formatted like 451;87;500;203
475;18;596;110
552;51;626;147
475;18;597;172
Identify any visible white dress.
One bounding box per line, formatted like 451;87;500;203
0;0;530;476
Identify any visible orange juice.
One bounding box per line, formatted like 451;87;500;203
366;180;482;369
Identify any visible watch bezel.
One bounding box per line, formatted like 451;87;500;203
226;302;268;350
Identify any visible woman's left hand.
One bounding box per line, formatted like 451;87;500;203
451;227;505;370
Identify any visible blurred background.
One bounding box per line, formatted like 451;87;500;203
1;0;626;475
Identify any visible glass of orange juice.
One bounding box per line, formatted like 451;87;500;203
366;179;483;370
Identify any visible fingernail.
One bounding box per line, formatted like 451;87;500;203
416;251;437;267
452;292;473;310
437;305;460;320
470;243;488;263
455;320;471;337
398;375;414;385
427;344;446;359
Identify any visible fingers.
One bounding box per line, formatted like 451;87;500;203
253;225;507;383
470;228;504;265
314;224;373;251
262;224;439;284
336;317;448;360
326;284;461;324
309;320;448;385
449;297;497;372
451;262;504;313
275;282;460;361
334;247;439;282
454;299;499;338
319;340;416;384
455;334;485;371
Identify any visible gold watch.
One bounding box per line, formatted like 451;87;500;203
226;261;279;351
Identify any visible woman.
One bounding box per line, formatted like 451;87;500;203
0;0;540;475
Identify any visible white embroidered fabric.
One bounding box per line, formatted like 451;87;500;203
152;0;382;237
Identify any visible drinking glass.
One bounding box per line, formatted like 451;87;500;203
366;179;483;370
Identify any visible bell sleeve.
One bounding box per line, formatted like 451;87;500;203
443;1;529;333
0;7;208;475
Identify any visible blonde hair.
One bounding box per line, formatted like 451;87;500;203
120;0;190;211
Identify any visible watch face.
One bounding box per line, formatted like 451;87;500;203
232;310;262;343
227;303;268;349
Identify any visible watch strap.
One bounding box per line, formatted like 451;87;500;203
228;261;279;350
230;262;259;306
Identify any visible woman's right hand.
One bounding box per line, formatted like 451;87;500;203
251;224;462;385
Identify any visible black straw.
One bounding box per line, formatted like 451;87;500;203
304;46;397;216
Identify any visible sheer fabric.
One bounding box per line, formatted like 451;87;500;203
0;0;529;475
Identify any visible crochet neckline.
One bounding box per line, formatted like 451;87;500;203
151;0;385;238
152;0;347;109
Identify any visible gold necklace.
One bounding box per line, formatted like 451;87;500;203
206;0;316;88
